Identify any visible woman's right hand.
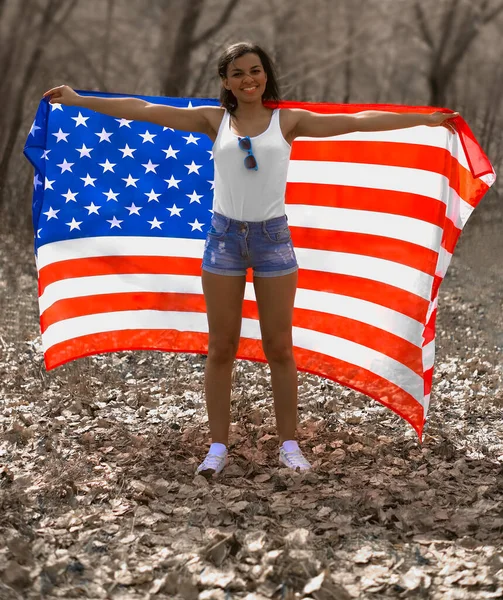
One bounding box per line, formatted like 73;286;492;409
42;85;80;106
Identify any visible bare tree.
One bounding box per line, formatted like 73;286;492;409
414;0;503;106
161;0;241;97
0;0;79;206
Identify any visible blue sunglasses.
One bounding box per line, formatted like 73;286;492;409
238;136;258;171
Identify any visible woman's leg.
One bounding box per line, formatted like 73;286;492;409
252;270;299;444
201;269;247;446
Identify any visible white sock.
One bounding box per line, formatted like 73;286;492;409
209;442;227;456
281;440;299;452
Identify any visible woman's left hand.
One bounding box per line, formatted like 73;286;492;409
428;111;459;133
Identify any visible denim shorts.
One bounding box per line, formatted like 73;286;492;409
201;211;299;277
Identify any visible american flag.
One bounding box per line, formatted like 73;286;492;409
24;91;495;440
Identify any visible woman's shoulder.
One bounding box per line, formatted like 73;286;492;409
202;106;226;138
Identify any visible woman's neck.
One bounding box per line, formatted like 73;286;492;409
232;102;271;120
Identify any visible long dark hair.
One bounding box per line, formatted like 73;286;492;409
217;42;281;113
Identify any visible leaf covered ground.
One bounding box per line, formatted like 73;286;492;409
0;217;502;599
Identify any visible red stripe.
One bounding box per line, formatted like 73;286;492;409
286;183;446;225
292;228;438;275
41;293;423;376
44;330;425;439
441;219;462;255
38;256;202;296
297;270;429;322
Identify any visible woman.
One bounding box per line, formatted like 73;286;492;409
43;41;458;477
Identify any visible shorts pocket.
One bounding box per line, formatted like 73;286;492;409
207;219;227;240
264;224;291;243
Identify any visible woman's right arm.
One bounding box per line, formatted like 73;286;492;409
42;85;217;136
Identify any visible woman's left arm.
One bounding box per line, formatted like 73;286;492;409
290;108;459;139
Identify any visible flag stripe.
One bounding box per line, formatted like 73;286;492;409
39;294;424;376
295;125;470;171
40;276;425;345
287;206;443;251
41;311;425;401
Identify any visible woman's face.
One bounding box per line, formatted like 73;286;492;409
222;52;268;104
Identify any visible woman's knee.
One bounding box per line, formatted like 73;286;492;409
207;338;239;363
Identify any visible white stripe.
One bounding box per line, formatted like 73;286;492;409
422;340;435;372
295;248;433;299
294;288;423;346
435;247;452;278
37;239;433;299
286;205;442;250
37;236;205;269
41;311;426;406
296;127;471;172
425;296;438;324
39;275;424;347
288;160;447;200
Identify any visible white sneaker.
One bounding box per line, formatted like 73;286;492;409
279;446;312;471
196;450;228;476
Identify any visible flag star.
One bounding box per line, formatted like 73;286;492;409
103;189;120;202
49;102;63;111
44;177;56;190
145;189;162;202
107;216;123;229
139;130;156;143
118;143;136;158
52;128;70;142
125;203;142;215
84;202;101;215
95;128;113;142
141;159;159;173
182;133;200;145
29;121;41;136
167;204;183;217
66;218;82;231
71;112;89;127
148;217;163;229
76;144;93;158
164;175;181;189
62;189;78;202
33;174;43;190
186;190;203;204
187;101;194;108
41;149;51;160
162;145;179;159
207;150;214;160
56;158;74;173
185;161;202;174
122;174;139;187
116;118;133;128
188;218;204;232
43;206;60;220
99;158;116;172
36;228;42;238
81;173;97;187
163;126;175;132
207;179;215;190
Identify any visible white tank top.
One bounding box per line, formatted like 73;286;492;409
212;108;292;221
